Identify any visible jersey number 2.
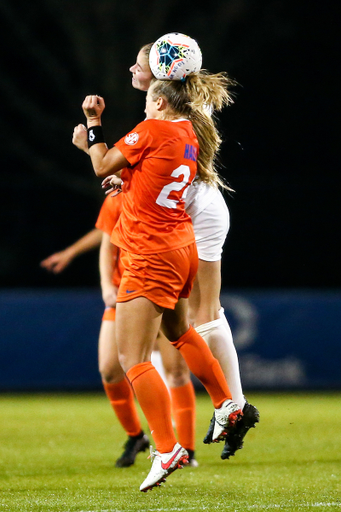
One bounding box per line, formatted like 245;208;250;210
156;165;191;209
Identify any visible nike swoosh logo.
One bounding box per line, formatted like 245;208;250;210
161;447;182;470
126;289;136;294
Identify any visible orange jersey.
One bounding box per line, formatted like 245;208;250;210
111;118;198;254
95;193;124;287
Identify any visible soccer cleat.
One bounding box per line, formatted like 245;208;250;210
186;449;199;468
221;402;260;459
203;400;243;444
139;442;189;492
212;399;243;442
115;432;150;468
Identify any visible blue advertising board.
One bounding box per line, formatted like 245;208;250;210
0;289;340;391
221;291;340;389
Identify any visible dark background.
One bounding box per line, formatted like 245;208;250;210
1;0;339;290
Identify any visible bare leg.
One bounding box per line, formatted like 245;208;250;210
191;260;259;457
158;332;196;458
162;298;233;408
189;259;245;409
98;319;125;383
116;297;178;454
98;318;147;456
188;259;221;326
115;297;163;370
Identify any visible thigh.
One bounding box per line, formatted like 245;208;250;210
115;296;163;371
188;259;222;326
162;297;190;342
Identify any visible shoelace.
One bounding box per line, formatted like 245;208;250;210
147;445;159;462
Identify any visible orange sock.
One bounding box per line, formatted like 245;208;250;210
126;362;177;453
102;379;142;437
171;325;232;408
170;381;196;452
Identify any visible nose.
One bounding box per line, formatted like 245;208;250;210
129;63;137;73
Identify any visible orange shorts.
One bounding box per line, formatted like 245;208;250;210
102;307;116;321
116;243;198;309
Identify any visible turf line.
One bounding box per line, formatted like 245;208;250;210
60;505;341;512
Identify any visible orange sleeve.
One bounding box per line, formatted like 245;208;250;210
114;121;152;167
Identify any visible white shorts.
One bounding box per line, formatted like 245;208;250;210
191;189;230;262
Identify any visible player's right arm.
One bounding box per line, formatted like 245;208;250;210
79;95;130;178
40;228;102;274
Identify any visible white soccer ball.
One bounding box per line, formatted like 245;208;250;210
149;32;202;81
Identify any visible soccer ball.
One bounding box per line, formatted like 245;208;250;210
149;32;202;80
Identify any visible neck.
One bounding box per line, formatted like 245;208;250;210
161;111;187;121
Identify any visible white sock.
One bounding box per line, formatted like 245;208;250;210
195;311;246;410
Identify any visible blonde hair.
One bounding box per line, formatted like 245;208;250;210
150;70;236;190
140;42;154;61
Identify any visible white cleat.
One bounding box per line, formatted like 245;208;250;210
212;400;243;442
140;443;189;492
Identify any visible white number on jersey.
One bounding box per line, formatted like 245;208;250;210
156;165;191;209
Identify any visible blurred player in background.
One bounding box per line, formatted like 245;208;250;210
41;192;197;469
40;228;102;274
96;192;198;468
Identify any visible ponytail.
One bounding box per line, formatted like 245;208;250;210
151;71;236;190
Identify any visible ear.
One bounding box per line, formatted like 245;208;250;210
156;96;168;111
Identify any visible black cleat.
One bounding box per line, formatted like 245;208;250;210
186;449;199;467
115;432;150;468
203;412;215;444
203;399;242;444
221;402;260;459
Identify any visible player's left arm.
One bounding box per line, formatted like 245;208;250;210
77;95;129;178
72;124;89;154
101;173;123;195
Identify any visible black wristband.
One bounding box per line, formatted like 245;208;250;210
87;126;106;148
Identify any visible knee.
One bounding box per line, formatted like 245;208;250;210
116;351;130;374
117;350;141;373
163;322;189;342
164;364;190;388
99;357;124;384
189;305;221;327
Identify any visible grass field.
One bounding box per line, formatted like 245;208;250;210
0;392;340;511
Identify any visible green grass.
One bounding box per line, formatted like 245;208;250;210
0;392;340;511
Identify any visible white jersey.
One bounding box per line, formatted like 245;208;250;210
185;180;230;262
185;180;217;219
